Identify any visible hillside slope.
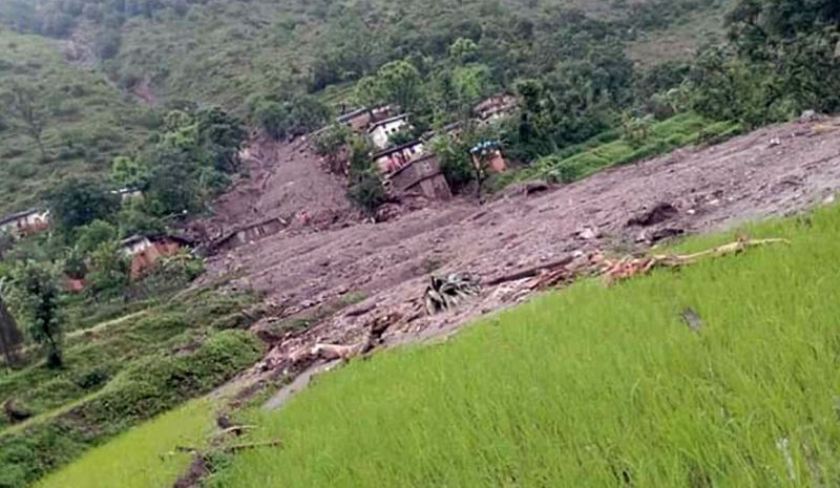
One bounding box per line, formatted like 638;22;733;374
0;28;153;215
194;117;840;391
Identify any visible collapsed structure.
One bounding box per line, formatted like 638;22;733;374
120;234;192;278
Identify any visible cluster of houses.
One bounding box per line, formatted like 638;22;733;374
332;94;519;201
0;189;190;287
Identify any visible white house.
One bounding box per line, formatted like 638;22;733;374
367;114;409;150
0;209;50;237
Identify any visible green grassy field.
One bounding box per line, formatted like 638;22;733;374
36;399;217;488
496;113;741;190
205;204;840;487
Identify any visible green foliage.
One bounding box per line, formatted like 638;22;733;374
376;60;423;112
211;204;840;487
86;241;130;300
0;29;152;216
8;262;63;369
74;220;118;255
433;135;475;193
345;136;385;214
248;95;330;139
449;37;479;64
46;179;120;233
137;106;246;216
110;156;149;190
524;113;740;185
0;329;262;488
313;124;350;160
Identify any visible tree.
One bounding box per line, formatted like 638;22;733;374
432;134;474;193
0;286;24;368
252;100;289;140
195;106;247;174
2;81;48;162
111;156;150;189
469;140;501;201
354;75;384;108
75;220;118;255
87;241;131;299
47;178;120;232
346;136;386;214
377;60;423;111
11;263;63;368
313;124;350;173
449;37;479;64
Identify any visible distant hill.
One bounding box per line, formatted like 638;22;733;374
0;0;730;216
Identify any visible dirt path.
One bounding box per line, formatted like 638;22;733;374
200;118;840;403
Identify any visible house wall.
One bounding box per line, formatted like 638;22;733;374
0;212;50;237
129;240;183;279
390;156;452;200
370;118;408;149
215;218;285;253
374;142;426;174
473;149;508;173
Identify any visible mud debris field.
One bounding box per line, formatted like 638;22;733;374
194;119;840;397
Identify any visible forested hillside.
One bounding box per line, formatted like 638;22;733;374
0;0;732;214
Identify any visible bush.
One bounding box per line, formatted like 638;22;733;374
0;330;263;488
348;171;387;215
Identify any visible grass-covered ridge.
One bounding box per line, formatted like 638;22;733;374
0;288;264;488
497;112;741;188
209;204;840;486
0;28;153;215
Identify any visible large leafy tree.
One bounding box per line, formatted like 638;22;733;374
377;60;423;111
10;263;63;368
47;178;120;233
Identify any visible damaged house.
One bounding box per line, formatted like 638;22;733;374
336;105;394;133
120;234;191;278
0;209;50;238
372;141;451;201
474;94;518;124
368;114;410;150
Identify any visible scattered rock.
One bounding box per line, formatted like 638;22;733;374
649;227;685;244
680;307;703;332
627;203;678;227
524;181;551;196
800;110;824;123
578;226;599;240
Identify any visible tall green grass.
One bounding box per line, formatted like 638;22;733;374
211;205;840;487
36;399;216;488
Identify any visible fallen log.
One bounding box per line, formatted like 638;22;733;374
486;256;574;287
599;238;790;284
226;440;283;453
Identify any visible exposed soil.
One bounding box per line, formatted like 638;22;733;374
196;119;840;405
187;135;357;244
